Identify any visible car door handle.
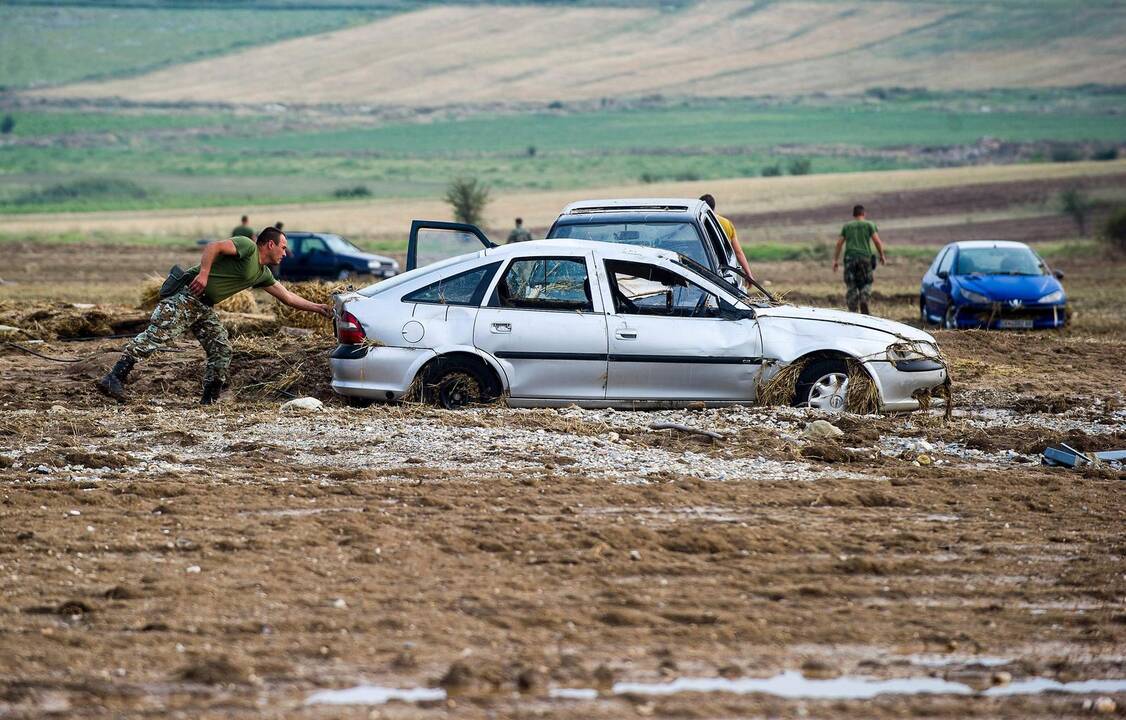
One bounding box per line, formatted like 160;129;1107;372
615;329;638;340
491;322;511;334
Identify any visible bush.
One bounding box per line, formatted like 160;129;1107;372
14;177;148;205
0;115;13;134
526;145;536;157
1093;146;1119;161
1050;144;1083;163
761;164;782;177
1100;206;1126;253
445;177;490;225
333;185;371;198
673;170;700;182
1059;187;1093;236
787;158;813;175
639;172;657;183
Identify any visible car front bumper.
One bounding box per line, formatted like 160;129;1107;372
865;359;948;413
330;344;434;400
950;302;1068;330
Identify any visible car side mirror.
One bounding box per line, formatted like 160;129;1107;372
937;270;949;280
1053;269;1065;280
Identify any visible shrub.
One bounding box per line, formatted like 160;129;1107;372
0;114;13;134
787;158;813;175
761;164;782;177
14;177;148;205
333;185;371;199
1100;205;1126;253
1059;187;1093;237
1093;146;1119;161
673;170;700;182
444;177;490;225
1050;144;1082;163
639;172;658;183
526;145;536;157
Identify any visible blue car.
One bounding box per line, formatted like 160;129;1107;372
920;241;1068;330
276;231;399;282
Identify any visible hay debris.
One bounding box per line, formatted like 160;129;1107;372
138;275;163;311
216;290;257;314
756;359;806;407
845;360;880;415
273;280;343;333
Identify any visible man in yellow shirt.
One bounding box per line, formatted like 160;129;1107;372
700;194;754;282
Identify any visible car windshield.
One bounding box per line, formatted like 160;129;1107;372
956;246;1044;276
550;221;707;266
321;234;364;255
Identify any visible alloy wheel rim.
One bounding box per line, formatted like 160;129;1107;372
808;372;849;411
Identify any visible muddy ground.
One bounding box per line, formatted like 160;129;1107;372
2;204;1125;718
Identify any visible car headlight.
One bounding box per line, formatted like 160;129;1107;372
886;342;939;364
959;289;991;304
1038;290;1064;304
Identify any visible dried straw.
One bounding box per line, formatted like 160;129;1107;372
756;359;807;407
845;360;880;415
273;280;343;332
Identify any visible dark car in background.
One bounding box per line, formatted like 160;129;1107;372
920;241;1068;329
277;232;399;282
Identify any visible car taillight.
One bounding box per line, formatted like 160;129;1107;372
337;310;365;345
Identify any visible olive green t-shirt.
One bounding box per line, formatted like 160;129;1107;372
188;236;276;304
231;224;255;240
841;219;878;260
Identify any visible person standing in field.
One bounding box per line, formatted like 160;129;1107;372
96;227;331;405
507;217;533;244
699;194;754;282
232;215;255;240
832;204;887;315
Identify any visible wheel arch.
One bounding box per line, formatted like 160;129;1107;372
787;349;885;409
413;347;508;397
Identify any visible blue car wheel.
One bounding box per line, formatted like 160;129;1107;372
943;305;957;330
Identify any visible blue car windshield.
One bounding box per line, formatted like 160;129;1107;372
322;234;364;254
550;222;707;266
956;246;1044;276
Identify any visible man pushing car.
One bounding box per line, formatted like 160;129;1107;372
96;226;332;405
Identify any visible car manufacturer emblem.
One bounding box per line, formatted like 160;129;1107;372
1008;299;1023;308
830;395;844;409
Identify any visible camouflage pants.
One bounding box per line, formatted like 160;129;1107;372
843;256;875;312
124;291;231;387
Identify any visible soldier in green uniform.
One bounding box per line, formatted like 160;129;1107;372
96;227;332;405
832;205;887;315
231;215;255;240
507;217;532;244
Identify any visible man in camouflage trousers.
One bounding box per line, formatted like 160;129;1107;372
97;226;332;405
831;204;887;315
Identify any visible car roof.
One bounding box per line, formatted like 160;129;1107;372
557;198;706;218
483;238;678;262
950;240;1032;250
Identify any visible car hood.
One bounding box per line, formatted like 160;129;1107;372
954;274;1062;302
754;304;934;343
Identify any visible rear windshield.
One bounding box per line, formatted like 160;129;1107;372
956;246;1044;276
549;221;707;266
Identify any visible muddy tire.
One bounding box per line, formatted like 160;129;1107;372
943;305;957;330
919;296;932;326
794;358;849;412
421;357;499;410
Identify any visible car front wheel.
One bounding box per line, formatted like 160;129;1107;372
943;305;958;330
794;358;850;412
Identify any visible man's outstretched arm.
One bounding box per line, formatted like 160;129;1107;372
189;239;238;295
264;282;333;317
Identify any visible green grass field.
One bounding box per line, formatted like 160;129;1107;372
0;5;384;90
1;90;1123;214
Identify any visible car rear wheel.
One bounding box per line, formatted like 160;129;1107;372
421;357;499;410
794;358;850;412
337;269;354;281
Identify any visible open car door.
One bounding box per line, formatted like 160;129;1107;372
406;220;496;272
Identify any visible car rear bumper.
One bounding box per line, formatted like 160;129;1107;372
950;302;1068;329
330;344;434;400
866;359;948;413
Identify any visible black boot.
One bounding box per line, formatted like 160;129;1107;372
200;380;224;406
96;355;135;402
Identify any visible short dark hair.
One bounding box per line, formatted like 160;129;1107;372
853;205;865;217
515;217;523;225
241;215;249;223
274;220;284;230
257;226;284;246
699;194;716;210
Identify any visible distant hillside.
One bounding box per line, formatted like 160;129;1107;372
33;0;1126;106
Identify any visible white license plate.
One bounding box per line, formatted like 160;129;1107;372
998;319;1034;329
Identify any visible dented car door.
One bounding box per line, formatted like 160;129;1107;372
600;259;761;401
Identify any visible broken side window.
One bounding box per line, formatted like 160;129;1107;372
403;262;500;306
492;257;593;312
605;260;721;319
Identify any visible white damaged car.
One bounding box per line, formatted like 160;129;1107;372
331;225;947;411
